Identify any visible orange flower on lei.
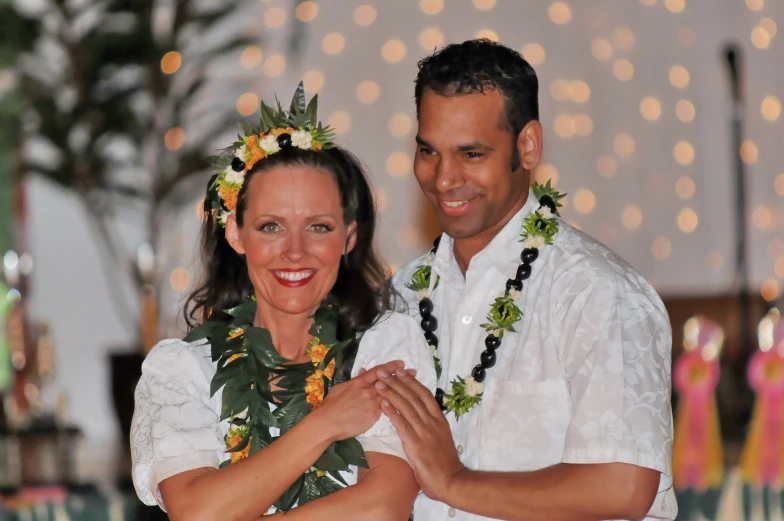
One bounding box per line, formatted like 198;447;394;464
308;343;328;364
226;429;251;463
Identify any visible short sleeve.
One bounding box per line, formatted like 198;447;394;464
351;312;438;462
553;273;675;517
131;339;225;509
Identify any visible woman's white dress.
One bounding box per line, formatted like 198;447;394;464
130;311;436;512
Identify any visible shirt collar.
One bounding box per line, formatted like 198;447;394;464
431;189;540;285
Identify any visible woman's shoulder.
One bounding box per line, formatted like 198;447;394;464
142;337;215;382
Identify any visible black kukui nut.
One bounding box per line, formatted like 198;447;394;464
231;156;245;172
506;279;522;292
521;248;539;264
435;387;446;409
277;133;292;148
424;330;438;348
419;298;434;316
485;335;501;350
421;315;438;332
539;195;556;213
433;236;441;250
480;349;496;369
516;263;532;281
472;365;486;383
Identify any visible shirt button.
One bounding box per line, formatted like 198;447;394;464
448;508;457;518
456;444;464;456
461;316;472;324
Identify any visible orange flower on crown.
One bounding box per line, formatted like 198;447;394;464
308;343;328;365
219;185;240;212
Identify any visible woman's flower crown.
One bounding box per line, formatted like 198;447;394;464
207;81;335;226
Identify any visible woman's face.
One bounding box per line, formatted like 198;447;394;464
226;165;356;318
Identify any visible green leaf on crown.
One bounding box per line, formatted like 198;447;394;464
290;81;307;115
305;94;318;127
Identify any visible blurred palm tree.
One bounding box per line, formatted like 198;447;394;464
1;0;306;342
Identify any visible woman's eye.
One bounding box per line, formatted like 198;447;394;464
309;223;334;233
259;222;281;233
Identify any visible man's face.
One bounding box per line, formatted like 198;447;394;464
414;88;530;240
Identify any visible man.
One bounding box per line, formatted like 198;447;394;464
376;39;676;521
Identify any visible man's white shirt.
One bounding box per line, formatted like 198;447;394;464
392;191;676;521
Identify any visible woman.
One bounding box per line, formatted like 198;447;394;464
130;84;436;521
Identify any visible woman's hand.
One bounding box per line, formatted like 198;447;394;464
312;360;409;442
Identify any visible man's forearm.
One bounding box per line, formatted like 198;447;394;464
441;462;660;521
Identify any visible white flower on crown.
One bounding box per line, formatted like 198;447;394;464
260;134;280;154
464;376;483;397
234;145;247;162
537;206;553;219
292;129;313;150
522;235;546;249
224;169;245;186
415;289;431;302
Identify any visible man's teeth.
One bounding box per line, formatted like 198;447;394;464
443;201;468;208
275;270;315;281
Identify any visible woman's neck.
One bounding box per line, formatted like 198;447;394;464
254;301;316;362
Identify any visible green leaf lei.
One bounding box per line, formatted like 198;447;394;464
410;182;564;419
183;295;367;512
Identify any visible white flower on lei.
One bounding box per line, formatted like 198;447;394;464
522;234;546;249
234;407;248;420
260;134;280;154
508;289;521;301
422;253;434;267
291;129;313;150
537;206;553;219
464;376;484;397
430;345;438;357
223;169;245;186
415;289;431;302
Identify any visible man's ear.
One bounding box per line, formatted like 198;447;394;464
517;120;543;171
225;213;245;255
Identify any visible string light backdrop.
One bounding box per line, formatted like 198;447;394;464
23;0;783;442
161;0;784;317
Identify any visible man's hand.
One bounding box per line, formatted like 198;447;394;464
375;369;466;502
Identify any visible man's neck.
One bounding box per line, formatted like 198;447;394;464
453;192;529;275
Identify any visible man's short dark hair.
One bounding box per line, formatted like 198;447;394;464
415;39;539;171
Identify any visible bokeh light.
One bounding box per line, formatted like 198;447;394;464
674;141;695;165
420;0;444;15
569;80;591;103
591;39;613;61
420;28;445;50
652;237;672;260
386;152;412;177
621;205;643;230
640;97;662;121
761;279;779;301
240;46;263;69
740;141;758;164
676;100;696;122
761;96;781;121
164;127;185;151
388;113;413;137
161;51;181;74
613;59;634;81
327;111;351;134
475;29;499;41
264;7;286;28
302;71;325;93
263;54;286;77
522;43;546;65
678;208;699;233
354;5;377;26
295;1;319;22
322;33;346;55
675;176;696;199
573;189;596;214
596;155;617;178
356;81;381;103
669;65;690;88
614;133;636;157
170;267;191;292
237;93;259;116
549;2;572;24
664;0;685;13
